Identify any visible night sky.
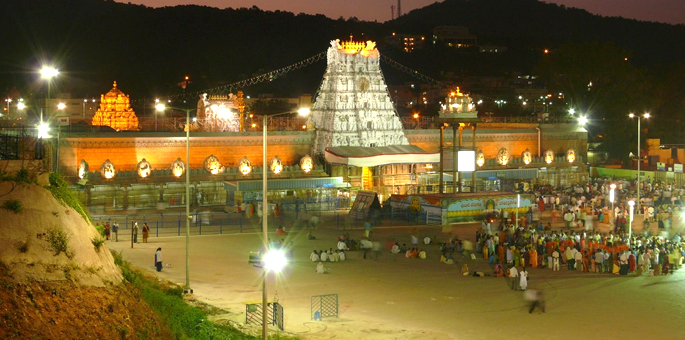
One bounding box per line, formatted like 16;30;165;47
120;0;685;25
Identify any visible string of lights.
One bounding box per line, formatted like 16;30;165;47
379;54;449;88
139;51;327;105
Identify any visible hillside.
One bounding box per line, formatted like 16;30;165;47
0;180;171;338
1;0;684;99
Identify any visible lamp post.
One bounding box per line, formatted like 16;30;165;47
515;194;520;228
40;66;59;120
627;200;635;246
257;107;309;340
609;183;616;228
629;113;650;217
156;104;195;294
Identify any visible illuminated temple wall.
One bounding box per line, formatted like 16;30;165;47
59;132;314;178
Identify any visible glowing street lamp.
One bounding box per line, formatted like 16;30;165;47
156;103;196;295
610;183;616;228
629;112;650;217
578;116;588;126
256;107;309;340
40;66;59;120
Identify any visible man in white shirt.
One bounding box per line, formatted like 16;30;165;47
574;249;583;271
552;249;560;271
509;265;519;290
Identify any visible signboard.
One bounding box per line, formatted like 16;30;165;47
349;191;381;219
657;162;666;171
457;150;476;172
675;164;683;173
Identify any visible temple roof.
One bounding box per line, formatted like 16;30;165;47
103;81;126;98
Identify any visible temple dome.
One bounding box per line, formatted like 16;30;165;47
91;81;139;131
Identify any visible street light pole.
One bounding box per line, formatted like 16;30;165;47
628;200;635;246
610;184;616;229
630;113;649;218
261;113;268;340
156;104;193;294
259;108;309;340
185;108;192;294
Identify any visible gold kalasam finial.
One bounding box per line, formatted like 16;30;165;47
113;81;117;88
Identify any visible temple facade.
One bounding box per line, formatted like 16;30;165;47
310;40;409;156
91;81;139;131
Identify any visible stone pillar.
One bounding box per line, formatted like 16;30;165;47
439;126;444;194
452;125;457;193
472;124;477;193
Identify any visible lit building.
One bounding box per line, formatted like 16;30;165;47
384;33;425;52
432;26;477;48
91;82;139;131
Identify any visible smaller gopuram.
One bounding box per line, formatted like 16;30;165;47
194;92;244;132
91;81;139;131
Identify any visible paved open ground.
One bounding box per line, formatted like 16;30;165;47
110;212;685;340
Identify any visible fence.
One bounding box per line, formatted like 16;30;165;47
246;302;284;331
311;294;338;320
92;210;346;240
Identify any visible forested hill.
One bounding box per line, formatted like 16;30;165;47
0;0;683;99
390;0;685;66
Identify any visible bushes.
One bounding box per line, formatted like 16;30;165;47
45;226;70;256
92;237;105;252
47;173;92;224
1;199;22;213
111;250;275;340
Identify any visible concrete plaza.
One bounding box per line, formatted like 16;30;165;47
109;212;685;340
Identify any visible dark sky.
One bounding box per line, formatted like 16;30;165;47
120;0;685;25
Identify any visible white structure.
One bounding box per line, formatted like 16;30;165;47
310;40;410;158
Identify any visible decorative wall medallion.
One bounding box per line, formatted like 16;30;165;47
270;155;283;174
566;148;577;163
171;158;185;177
136;158;152;178
238;156;252;176
544;149;555;165
78;159;89;179
300;155;313;173
100;159;116;179
476;150;485;167
522;149;532;165
497;148;509;166
203;154;223;175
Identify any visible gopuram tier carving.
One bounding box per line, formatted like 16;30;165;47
309;39;409;156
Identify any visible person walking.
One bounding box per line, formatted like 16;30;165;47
142;223;150;243
154;247;163;272
527;289;545;313
509;265;519;291
552;248;560;271
111;222;118;242
364;220;372;238
519;268;528;291
132;222;139;243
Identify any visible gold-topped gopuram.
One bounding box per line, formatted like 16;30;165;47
91;81;139;131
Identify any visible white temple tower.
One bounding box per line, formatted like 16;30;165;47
310;40;409;156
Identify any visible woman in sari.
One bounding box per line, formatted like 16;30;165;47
662;256;670;275
612;258;620;275
498;244;505;264
514;248;521;267
530;248;538;268
629;252;636;272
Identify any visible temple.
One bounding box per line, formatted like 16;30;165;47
309;39;434;168
91;81;139;131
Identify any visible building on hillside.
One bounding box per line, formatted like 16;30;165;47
432;26;477;48
384;33;425;52
91;82;139;131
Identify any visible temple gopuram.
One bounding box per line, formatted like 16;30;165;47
91;81;139;131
